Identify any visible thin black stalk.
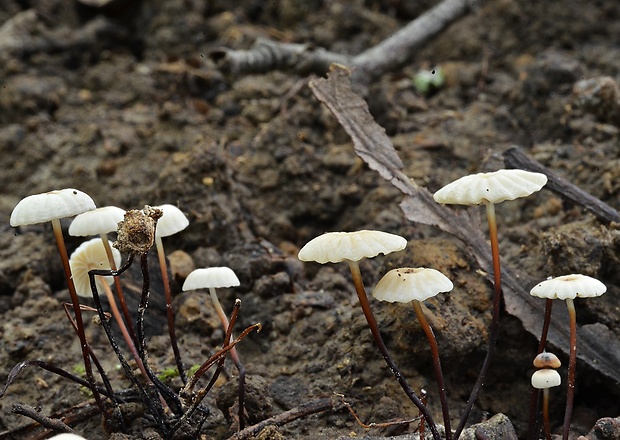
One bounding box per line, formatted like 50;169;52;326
412;300;451;440
137;252;183;413
348;261;441;440
61;303;122;409
89;255;167;430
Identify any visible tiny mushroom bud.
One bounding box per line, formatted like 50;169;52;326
530;274;606;440
372;267;453;437
533;351;561;369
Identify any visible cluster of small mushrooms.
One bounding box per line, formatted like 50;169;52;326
4;167;608;440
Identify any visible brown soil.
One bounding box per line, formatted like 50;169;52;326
1;1;620;439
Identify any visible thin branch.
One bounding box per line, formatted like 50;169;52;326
503;146;620;224
211;0;480;82
227;397;338;440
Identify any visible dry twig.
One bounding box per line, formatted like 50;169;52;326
211;0;480;83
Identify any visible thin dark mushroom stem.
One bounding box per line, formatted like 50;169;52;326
155;237;187;384
412;300;451;440
209;287;247;430
100;234;138;343
347;260;441;440
61;303;121;408
51;218;107;421
88;255;168;430
454;201;502;439
137;252;183;413
563;298;578;440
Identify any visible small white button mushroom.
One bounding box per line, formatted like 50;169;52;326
531;369;562;389
531;368;562;440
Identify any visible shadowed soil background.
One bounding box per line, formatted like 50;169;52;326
1;0;620;439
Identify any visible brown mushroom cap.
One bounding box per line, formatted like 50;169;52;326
533;351;561;369
10;189;96;226
530;274;607;300
372;267;453;303
298;230;407;264
433;169;547;206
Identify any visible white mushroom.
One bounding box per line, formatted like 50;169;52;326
434;169;547;439
373;267;453;435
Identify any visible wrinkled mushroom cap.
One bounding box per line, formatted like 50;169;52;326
533;351;561;369
49;435;88;440
433;169;548;206
10;189;96;226
373;267;453;303
69;238;121;297
530;274;607;300
183;267;240;290
153;204;189;238
298;230;407;264
531;369;561;389
69;206;126;236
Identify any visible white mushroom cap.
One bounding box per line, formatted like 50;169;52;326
433;169;548;206
48;435;88;440
373;267;453;303
153;204;189;238
10;189;96;226
531;369;562;389
298;230;407;264
183;267;240;290
530;274;607;300
69;206;126;236
69;238;121;297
